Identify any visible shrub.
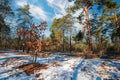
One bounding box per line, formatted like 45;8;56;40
74;43;89;53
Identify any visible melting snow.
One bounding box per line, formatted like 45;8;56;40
0;50;120;80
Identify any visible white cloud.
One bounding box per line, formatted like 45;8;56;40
47;0;68;18
73;9;83;17
29;5;48;20
53;14;63;19
16;1;48;20
47;0;75;19
16;1;28;7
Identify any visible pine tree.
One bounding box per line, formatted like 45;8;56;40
0;0;13;48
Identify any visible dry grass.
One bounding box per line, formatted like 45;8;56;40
19;63;47;76
66;52;99;59
85;54;99;59
52;61;61;67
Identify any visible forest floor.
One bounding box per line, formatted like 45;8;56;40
0;50;120;80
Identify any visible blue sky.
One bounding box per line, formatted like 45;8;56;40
9;0;82;37
10;0;73;37
9;0;120;38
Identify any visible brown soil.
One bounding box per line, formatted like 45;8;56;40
19;63;47;76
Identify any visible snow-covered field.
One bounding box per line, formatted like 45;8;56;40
0;50;120;80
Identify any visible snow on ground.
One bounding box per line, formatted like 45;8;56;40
38;57;82;80
75;59;120;80
0;50;120;80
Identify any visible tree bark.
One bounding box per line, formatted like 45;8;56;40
84;6;93;53
115;13;119;29
69;30;72;53
34;52;37;63
115;13;120;41
63;29;65;52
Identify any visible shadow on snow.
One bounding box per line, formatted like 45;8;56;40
72;58;84;80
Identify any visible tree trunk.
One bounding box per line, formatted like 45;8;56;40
69;29;72;53
34;52;37;63
63;30;65;52
84;6;93;53
115;13;119;29
0;33;1;47
22;45;25;52
114;13;120;41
